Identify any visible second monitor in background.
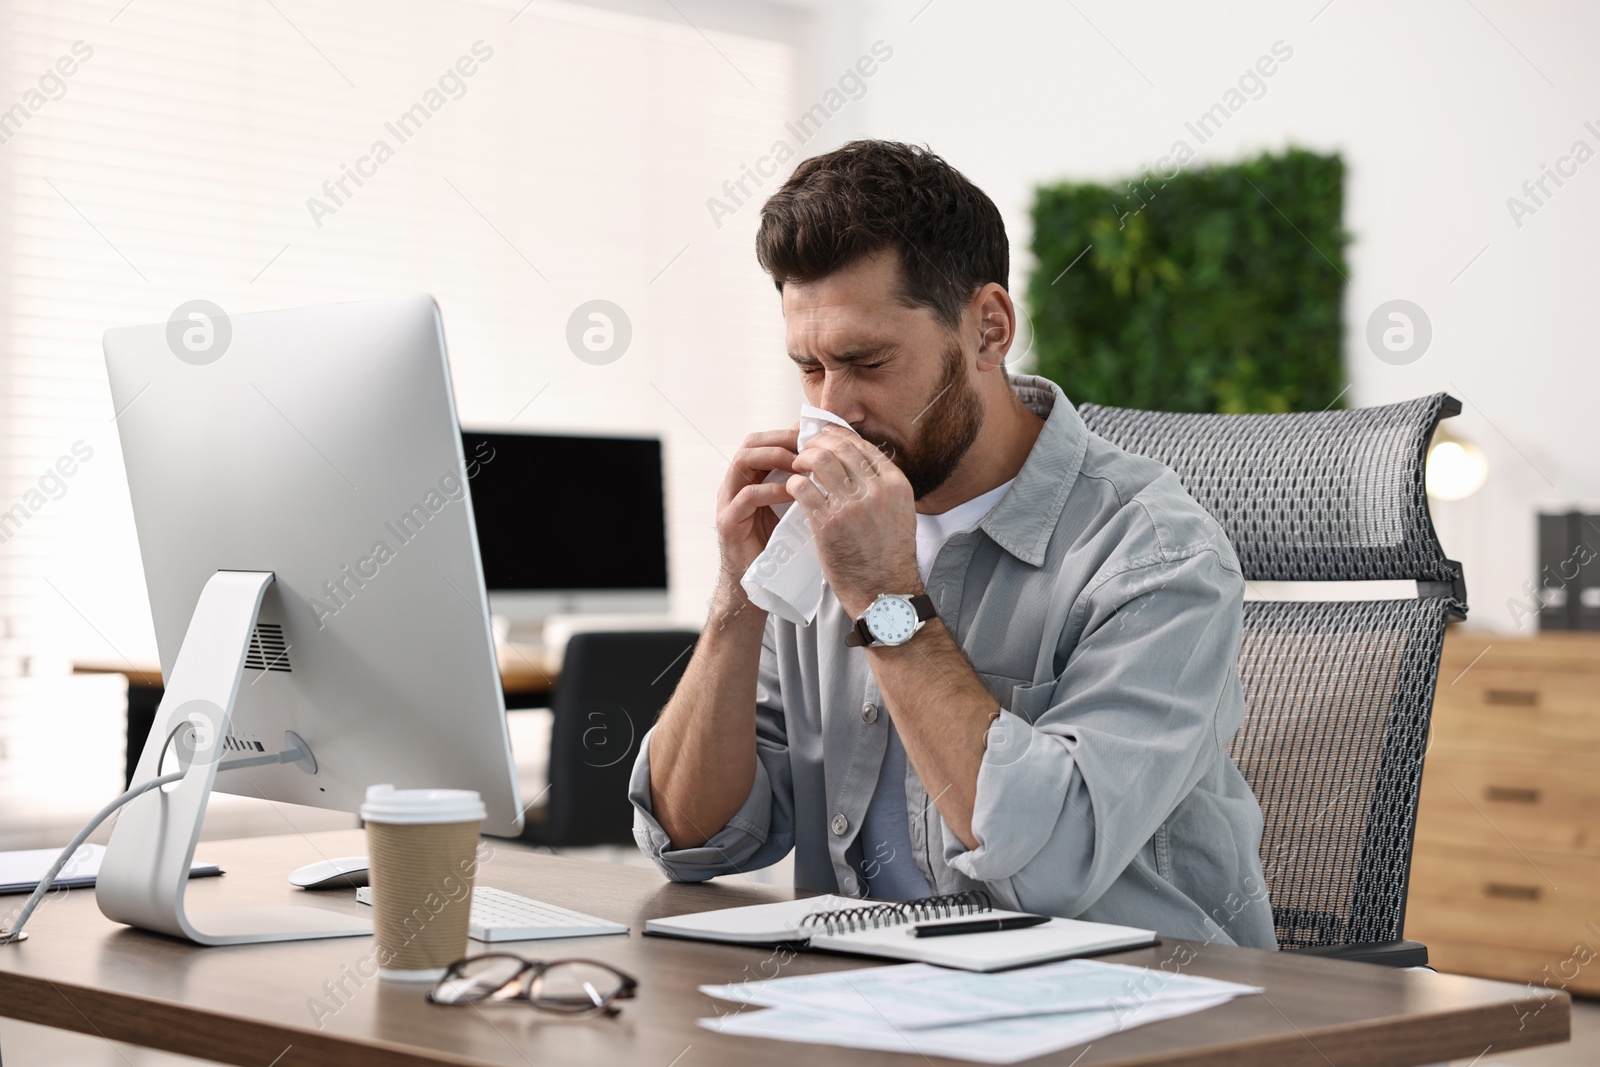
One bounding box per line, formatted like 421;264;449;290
461;430;668;628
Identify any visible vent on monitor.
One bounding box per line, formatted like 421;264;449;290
244;623;292;673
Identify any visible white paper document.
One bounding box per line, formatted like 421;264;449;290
701;958;1258;1029
698;959;1260;1063
0;844;221;895
703;995;1238;1064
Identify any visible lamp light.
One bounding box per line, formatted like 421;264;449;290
1425;429;1488;501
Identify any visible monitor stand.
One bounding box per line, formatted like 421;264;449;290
96;570;371;945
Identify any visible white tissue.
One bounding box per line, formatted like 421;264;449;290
739;404;858;625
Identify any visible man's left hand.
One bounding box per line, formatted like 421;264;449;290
787;425;922;619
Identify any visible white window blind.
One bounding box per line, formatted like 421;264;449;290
0;0;800;829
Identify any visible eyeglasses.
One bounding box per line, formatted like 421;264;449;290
427;954;639;1017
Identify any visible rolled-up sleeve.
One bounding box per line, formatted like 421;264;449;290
941;547;1243;916
629;617;797;881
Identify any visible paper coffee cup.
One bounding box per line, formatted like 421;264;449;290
360;784;486;982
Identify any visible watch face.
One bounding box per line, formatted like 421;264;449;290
866;596;920;645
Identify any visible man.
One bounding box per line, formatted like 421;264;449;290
628;140;1277;949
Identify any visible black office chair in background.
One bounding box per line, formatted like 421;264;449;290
518;629;700;848
1080;393;1467;966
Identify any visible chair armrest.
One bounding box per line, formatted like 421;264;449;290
1296;940;1429;968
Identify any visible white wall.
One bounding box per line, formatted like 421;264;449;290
2;0;1590;837
779;0;1600;633
0;0;810;831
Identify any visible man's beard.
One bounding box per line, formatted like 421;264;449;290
859;339;984;501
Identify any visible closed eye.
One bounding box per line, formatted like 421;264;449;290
793;348;896;377
800;361;886;376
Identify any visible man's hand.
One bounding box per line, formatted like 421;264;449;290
650;425;800;850
790;425;990;850
716;427;800;587
788;425;921;618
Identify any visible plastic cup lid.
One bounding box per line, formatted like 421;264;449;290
360;784;486;824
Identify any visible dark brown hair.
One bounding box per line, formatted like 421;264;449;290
755;140;1009;330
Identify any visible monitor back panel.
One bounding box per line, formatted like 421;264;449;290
103;295;523;835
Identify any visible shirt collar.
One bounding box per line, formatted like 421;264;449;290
976;373;1088;567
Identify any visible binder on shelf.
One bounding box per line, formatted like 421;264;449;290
1537;512;1583;631
1577;514;1600;632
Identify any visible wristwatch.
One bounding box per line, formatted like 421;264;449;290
845;593;938;648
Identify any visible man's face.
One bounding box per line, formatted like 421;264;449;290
782;250;983;501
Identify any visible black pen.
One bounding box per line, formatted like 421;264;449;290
910;915;1050;938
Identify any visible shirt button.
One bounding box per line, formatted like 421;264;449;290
831;813;849;836
861;702;879;724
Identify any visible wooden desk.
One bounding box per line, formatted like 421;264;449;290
73;651;561;700
75;655;561;788
0;830;1570;1067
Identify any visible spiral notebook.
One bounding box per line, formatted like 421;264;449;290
643;891;1156;972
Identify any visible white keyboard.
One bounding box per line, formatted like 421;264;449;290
355;884;629;943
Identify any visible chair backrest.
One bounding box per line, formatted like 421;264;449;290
1078;393;1466;950
534;629;699;847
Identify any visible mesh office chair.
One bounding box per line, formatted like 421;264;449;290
1079;393;1467;966
520;630;699;848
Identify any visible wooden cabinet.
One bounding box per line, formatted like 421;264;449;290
1405;631;1600;995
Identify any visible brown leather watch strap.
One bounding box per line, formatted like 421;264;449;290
845;618;871;647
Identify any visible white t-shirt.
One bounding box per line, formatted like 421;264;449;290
913;479;1016;586
858;477;1015;900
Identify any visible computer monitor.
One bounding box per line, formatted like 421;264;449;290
461;429;668;624
97;294;522;945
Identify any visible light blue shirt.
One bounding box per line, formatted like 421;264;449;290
629;374;1279;950
858;478;1013;900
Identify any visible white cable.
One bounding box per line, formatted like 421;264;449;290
0;769;184;944
0;741;309;944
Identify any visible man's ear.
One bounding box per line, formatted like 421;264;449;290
971;284;1016;371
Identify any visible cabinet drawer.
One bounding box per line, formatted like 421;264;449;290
1416;758;1600;858
1405;841;1600;959
1420;936;1600;998
1430;669;1600;752
1441;632;1600;676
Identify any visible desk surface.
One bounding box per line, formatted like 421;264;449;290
0;830;1570;1067
75;649;561;696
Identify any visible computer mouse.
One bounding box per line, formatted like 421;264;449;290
288;856;370;890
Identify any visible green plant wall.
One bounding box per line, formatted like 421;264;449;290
1027;147;1349;413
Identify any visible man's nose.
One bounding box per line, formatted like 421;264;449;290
817;376;863;422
